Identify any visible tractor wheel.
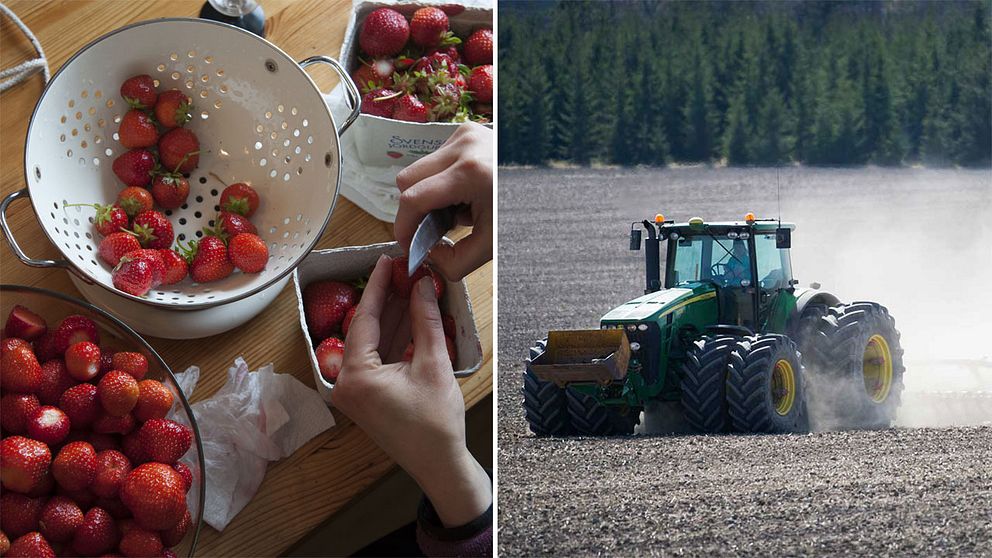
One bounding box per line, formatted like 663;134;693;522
726;334;809;433
522;338;573;436
680;335;741;433
793;302;828;358
565;389;641;436
805;302;905;429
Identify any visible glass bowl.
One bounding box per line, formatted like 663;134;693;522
0;284;204;556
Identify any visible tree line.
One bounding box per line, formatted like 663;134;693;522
498;0;992;167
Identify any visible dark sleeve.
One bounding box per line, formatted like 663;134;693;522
415;470;493;557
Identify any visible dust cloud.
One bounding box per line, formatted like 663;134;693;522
783;170;992;427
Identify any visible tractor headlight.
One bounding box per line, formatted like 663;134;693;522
739;232;750;239
601;325;608;330
626;324;637;332
638;324;648;331
630;342;641;351
670;232;679;240
741;279;751;287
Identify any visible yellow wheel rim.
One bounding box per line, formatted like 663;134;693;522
771;359;796;416
863;334;893;402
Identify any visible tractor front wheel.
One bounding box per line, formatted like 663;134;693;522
726;334;809;433
680;335;741;433
565;390;641;436
523;338;573;436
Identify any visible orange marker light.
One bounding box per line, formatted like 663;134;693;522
655;214;665;224
744;212;756;224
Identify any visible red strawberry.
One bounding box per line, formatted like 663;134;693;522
172;462;192;492
1;342;42;393
150;173;190;209
100;350;115;374
26;406;70;446
158;128;199;174
219;183;260;217
216;211;257;238
95;496;131;520
182;236;233;283
91;450;131;499
154;89;192;129
428;44;461;63
120;432;148;465
137;419;191;464
119;526;163;557
341;306;357;337
2;337;29;351
228;233;269;273
133;380;174;422
116;187;154;218
121;463;186;530
315;337;344;382
72;507;119;555
52;441;97;491
31;332;60;364
87;432;119;452
463;28;493;66
52;315;101;354
430;269;446;299
63;203;129;236
468;64;493;103
118;109;158;149
99;232;142;267
7;532;54;558
5;306;47;341
390;256;429;298
120;74;158;109
59;384;101;429
112;149;156;187
65;341;101;382
159;250;188;285
361;88;401;117
1;394;39;434
353;59;395;93
112;256;154;297
110;352;148;381
359;8;410;57
38;496;84;543
442;314;456;338
159;508;191;547
123;248;165;288
1;436;52;494
92;412;135;435
303;281;360;338
410;7;449;48
0;493;44;538
131;210;173;250
56;486;96;509
402;341;415;362
0;532;7;556
393;93;429;122
98;371;139;417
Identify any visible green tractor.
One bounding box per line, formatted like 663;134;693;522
523;214;905;436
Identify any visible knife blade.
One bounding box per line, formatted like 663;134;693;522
408;206;459;277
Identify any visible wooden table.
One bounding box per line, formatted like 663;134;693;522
0;2;493;555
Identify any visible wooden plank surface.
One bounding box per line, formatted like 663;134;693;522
0;2;493;555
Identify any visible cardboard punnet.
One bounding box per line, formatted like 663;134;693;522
340;0;493;168
293;241;483;404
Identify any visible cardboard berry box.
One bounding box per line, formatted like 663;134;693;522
340;0;493;168
292;241;483;403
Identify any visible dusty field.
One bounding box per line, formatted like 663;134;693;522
496;167;992;556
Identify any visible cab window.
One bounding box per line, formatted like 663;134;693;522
755;233;793;289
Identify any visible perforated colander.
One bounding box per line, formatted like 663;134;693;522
1;18;360;311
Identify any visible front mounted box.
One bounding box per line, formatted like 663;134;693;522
293;241;483;403
340;0;493;168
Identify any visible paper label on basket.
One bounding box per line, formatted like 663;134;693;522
173;357;335;531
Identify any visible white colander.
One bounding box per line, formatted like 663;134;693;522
1;18;360;337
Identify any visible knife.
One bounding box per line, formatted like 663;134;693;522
408;206;459;277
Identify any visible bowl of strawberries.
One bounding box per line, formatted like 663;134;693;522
0;284;204;557
340;2;493;167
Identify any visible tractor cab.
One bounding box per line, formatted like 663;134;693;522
631;214;797;333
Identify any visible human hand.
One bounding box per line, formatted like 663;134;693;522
394;122;493;282
331;255;492;527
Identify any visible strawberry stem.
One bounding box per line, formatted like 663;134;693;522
172;150;201;175
208;172;229;188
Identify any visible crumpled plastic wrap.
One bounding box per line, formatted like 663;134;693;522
173;357;335;531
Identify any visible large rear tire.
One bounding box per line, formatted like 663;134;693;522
522;339;573;436
726;334;809;433
680;335;740;433
565;390;641;436
805;302;905;429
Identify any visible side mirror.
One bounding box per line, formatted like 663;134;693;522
775;228;791;249
629;228;642;250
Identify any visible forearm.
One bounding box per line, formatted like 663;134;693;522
412;447;492;528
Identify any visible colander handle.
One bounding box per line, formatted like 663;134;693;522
0;188;69;269
299;56;361;135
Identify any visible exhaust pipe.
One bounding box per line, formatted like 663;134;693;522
643;220;661;293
